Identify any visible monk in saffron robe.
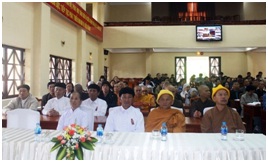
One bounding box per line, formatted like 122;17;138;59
145;89;186;133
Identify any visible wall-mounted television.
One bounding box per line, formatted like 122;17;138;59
196;25;222;41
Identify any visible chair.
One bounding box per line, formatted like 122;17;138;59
7;109;40;129
150;107;183;113
203;107;237;115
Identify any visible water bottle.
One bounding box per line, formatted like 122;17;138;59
160;122;168;141
221;121;228;141
34;123;42;142
96;124;104;143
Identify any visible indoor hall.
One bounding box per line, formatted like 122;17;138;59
2;2;266;160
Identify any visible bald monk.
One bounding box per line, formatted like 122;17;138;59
145;89;186;133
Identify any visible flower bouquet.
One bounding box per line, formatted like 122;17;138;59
50;124;97;160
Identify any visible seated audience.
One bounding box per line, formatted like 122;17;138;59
113;83;122;106
180;83;190;103
57;92;94;131
81;84;108;116
141;86;156;110
41;81;55;108
74;83;89;101
164;85;183;108
190;85;215;118
240;85;259;118
239;79;250;94
230;81;243;100
64;82;74;98
3;84;39;115
42;83;70;116
98;81;118;109
255;81;266;99
104;87;144;132
145;89;186;133
201;84;245;133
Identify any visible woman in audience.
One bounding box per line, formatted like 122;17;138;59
145;89;186;132
57;92;93;130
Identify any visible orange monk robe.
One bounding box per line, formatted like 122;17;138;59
133;94;156;110
145;108;186;133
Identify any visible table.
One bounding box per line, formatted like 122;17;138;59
243;104;262;133
2;128;266;160
2;115;106;131
3;115;201;132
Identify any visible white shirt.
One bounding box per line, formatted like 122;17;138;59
42;96;70;115
104;106;144;132
81;98;108;116
57;107;89;130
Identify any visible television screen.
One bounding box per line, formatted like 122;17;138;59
196;25;222;41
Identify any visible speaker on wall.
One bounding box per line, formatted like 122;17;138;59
104;50;109;55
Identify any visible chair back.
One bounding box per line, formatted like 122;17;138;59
203;107;214;115
203;107;237;115
150;107;183;113
7;109;40;129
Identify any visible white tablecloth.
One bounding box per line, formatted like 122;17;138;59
2;128;266;160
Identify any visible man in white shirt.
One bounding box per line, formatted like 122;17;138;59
81;84;108;116
57;92;94;131
2;84;39;115
104;87;144;132
42;83;70;116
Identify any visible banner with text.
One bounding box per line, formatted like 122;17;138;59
46;2;103;41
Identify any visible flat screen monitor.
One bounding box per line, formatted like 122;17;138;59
196;25;222;41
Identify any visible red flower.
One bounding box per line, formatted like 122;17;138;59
57;135;63;141
61;140;66;145
80;136;86;142
71;124;76;127
69;129;75;136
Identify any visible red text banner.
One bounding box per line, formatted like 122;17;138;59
46;2;103;41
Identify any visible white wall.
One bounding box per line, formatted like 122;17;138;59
2;2;104;99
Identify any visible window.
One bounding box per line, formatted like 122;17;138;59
175;56;221;83
175;57;186;82
49;55;72;83
2;45;25;99
209;57;221;77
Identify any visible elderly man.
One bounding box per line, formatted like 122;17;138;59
190;85;215;118
42;82;70;116
201;84;245;133
81;84;108;116
145;89;186;133
104;87;144;132
2;84;39;115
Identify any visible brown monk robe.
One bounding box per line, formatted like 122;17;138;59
145;89;186;133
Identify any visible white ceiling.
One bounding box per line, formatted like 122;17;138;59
106;47;266;54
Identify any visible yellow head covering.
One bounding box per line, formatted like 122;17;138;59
156;89;174;104
211;84;230;101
